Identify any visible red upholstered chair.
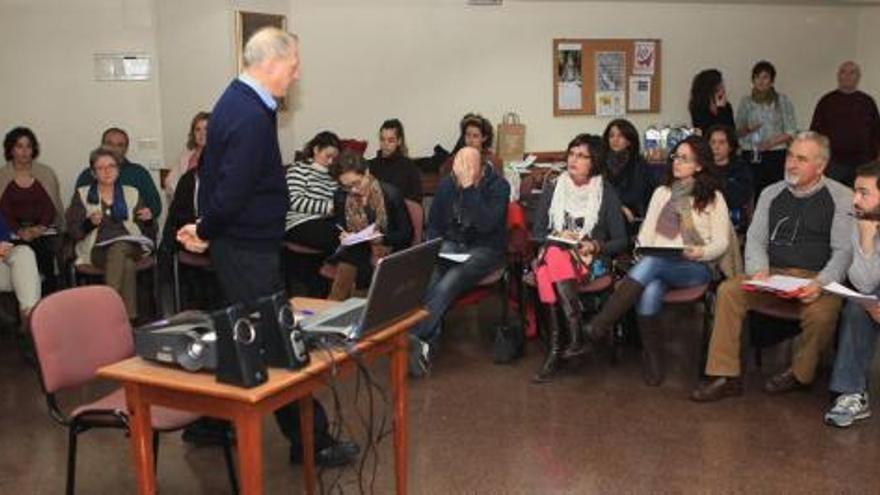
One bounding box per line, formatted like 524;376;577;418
339;139;368;156
29;286;237;494
748;298;802;369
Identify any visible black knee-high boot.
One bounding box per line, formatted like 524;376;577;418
555;280;587;359
533;305;563;383
585;277;644;343
637;314;665;386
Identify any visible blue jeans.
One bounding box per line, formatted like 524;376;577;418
830;301;880;394
410;241;504;343
627;255;712;316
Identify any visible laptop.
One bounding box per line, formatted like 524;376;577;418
300;238;442;340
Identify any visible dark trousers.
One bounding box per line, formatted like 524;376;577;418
284;219;339;297
211;237;334;450
747;149;786;198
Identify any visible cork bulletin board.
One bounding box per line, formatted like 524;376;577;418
553;38;662;116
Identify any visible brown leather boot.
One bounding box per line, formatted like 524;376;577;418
533;305;564;383
585;277;644;343
555;280;587;359
637;314;665;386
328;262;358;301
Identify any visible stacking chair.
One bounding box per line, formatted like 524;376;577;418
171;248;213;312
29;286;237;494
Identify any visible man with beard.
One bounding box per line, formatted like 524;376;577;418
692;131;854;402
825;161;880;427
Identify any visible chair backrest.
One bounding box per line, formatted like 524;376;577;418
31;286;134;394
404;199;425;245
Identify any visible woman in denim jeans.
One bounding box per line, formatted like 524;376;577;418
586;136;733;386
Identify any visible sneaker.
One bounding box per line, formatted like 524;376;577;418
825;392;871;428
407;334;430;378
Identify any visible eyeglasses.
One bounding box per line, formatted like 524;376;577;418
567;151;592;161
670;154;694;164
769;216;801;247
340;174;368;192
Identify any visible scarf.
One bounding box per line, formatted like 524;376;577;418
655;180;704;246
547;172;603;240
751;87;779;105
345;175;387;233
86;181;128;221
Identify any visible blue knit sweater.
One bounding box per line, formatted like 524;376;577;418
197;79;288;241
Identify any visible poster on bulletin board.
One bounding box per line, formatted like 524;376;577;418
553;38;662;116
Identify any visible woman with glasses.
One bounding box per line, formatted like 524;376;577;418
531;134;628;383
585;135;734;386
327;150;412;300
602;119;655;228
67;148;156;322
284;131;341;296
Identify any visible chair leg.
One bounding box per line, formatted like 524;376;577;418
66;426;79;495
221;435;239;494
152;264;160;318
498;270;509;327
152;431;160;476
172;254;181;313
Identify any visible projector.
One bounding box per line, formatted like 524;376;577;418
134;310;218;372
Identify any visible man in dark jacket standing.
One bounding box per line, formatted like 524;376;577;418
408;146;510;377
177;27;357;467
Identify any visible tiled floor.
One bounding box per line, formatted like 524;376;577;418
2;302;879;494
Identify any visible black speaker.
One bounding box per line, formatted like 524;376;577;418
213;304;268;388
252;291;310;370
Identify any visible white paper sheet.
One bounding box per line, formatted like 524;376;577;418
341;223;383;247
741;275;811;293
628;76;652;111
823;282;879;306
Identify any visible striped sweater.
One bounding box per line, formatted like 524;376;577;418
285;160;337;230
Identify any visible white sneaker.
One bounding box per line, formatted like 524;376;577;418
824;392;871;428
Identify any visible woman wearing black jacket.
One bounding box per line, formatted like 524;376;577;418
706;124;754;231
602;119;656;228
328;150;412;300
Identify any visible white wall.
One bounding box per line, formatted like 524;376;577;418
288;0;859;157
0;0;164;205
0;0;875;208
856;7;880;98
154;0;293;171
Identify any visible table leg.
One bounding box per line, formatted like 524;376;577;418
235;412;263;495
124;383;156;495
391;332;408;495
299;394;316;495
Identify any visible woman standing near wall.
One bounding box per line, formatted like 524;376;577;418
689;69;735;134
736;60;797;197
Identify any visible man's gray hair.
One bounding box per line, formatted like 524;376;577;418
242;27;298;68
794;131;830;164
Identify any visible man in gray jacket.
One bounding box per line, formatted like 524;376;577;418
825;161;880;427
693;131;854;402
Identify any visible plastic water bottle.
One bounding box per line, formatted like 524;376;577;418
645;124;660;161
750;131;762;164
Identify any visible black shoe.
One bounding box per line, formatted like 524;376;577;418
290;440;360;468
182;418;236;446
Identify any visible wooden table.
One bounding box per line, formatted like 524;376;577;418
98;298;427;495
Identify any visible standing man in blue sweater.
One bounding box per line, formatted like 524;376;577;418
177;27;358;467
